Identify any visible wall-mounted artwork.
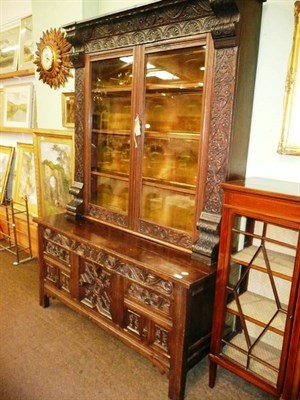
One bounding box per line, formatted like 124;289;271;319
2;83;33;128
33;129;74;216
278;1;300;155
62;92;75;128
0;146;15;204
12;142;38;216
19;15;34;71
0;25;20;74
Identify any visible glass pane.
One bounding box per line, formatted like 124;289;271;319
141;46;205;231
142;185;195;232
90;56;132;214
90;174;129;213
91;132;130;175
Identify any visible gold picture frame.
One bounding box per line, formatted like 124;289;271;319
0;145;15;204
18;15;34;71
3;83;33;128
12;143;38;216
62;92;75;128
0;25;20;74
33;129;74;217
278;1;300;155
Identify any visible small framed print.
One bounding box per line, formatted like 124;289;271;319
0;145;15;204
62;92;75;128
33;129;74;216
12;142;38;216
3;83;33;128
19;15;34;71
0;25;20;74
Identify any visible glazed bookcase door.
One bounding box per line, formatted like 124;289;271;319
139;44;206;239
90;52;133;225
220;213;299;389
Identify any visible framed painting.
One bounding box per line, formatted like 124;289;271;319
0;25;20;74
2;83;33;128
18;15;34;71
33;129;74;216
62;92;75;128
278;2;300;155
0;146;15;204
12;143;38;216
0;89;3;126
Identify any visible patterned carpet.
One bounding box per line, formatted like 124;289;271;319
0;249;275;400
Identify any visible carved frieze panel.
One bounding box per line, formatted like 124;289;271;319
139;220;192;249
88;204;128;228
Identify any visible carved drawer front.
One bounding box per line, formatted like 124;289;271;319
79;259;114;320
44;260;71;294
125;281;171;318
44;240;70;265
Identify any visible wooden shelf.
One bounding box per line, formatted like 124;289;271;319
222;333;280;385
232;245;295;281
0;126;34;134
227;291;287;335
0;68;34;80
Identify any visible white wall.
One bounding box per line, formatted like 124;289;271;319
246;0;300;183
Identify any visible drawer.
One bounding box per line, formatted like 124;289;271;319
44;240;70;265
125;280;172;318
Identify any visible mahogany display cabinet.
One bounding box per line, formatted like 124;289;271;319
35;1;265;399
209;178;300;400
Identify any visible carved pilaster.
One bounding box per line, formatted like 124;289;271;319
74;68;85;183
193;46;237;264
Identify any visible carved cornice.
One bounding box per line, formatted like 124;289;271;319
64;0;241;56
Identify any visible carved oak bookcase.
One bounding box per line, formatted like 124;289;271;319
35;1;265;399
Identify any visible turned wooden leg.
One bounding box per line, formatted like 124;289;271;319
209;359;217;388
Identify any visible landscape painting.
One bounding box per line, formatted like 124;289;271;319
33;129;74;216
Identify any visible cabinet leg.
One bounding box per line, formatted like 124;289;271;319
209;359;217;388
168;371;187;400
40;294;50;308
